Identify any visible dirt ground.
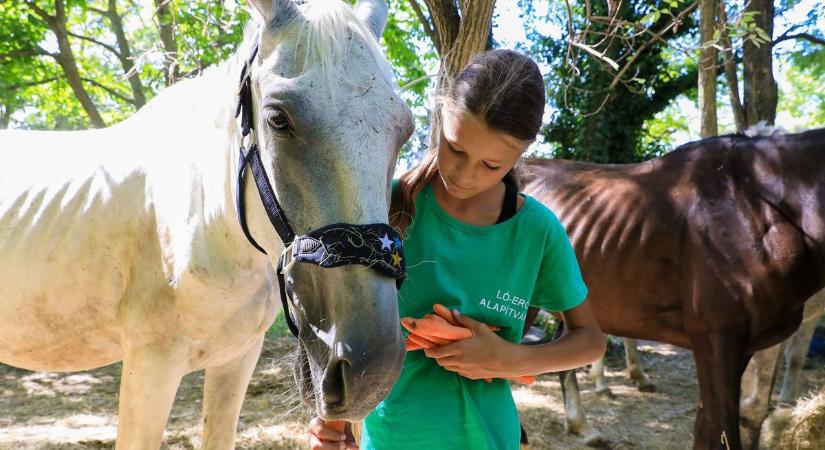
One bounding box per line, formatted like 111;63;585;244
1;337;823;450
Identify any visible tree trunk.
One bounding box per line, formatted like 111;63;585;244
742;0;777;127
31;0;106;128
718;1;745;132
421;0;496;148
153;0;180;86
698;0;718;138
0;104;10;129
106;0;146;107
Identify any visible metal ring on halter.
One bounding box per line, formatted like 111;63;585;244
280;241;297;275
242;128;256;150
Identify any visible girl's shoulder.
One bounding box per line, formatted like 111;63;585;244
519;193;569;238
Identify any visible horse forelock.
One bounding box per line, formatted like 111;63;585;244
260;0;394;92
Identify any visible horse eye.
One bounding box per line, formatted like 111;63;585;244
267;108;292;133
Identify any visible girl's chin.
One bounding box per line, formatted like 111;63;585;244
444;183;475;199
447;189;481;202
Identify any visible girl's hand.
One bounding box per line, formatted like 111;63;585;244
308;417;359;450
423;311;520;380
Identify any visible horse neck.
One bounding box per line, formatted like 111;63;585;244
136;45;275;276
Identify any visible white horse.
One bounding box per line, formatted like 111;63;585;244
0;0;413;448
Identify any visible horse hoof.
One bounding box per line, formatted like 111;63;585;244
637;383;656;393
595;387;616;399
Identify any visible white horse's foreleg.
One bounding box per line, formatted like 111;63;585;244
777;318;818;404
777;293;825;405
624;338;655;392
202;334;265;450
739;342;784;450
116;346;188;450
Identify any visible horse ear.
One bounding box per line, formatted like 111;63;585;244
354;0;388;39
248;0;299;26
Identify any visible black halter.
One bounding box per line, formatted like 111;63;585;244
234;37;406;337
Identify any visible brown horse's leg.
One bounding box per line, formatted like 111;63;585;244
624;338;656;392
691;332;749;450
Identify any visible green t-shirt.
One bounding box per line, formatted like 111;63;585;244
361;179;588;450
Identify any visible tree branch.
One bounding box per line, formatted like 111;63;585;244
608;1;698;90
718;1;745;132
85;6;110;17
409;0;438;46
67;32;122;58
0;77;59;91
0;47;52;60
81;77;136;106
773;32;825;47
23;0;52;22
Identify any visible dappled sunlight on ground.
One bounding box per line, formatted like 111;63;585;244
0;338;823;449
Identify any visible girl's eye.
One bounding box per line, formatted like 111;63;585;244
447;142;499;170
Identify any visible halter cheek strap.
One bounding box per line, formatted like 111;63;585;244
233;35;406;338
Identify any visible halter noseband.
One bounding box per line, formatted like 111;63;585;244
234;36;406;338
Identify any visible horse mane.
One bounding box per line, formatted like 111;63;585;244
663;123;792;157
264;0;394;93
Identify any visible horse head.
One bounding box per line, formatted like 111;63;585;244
242;0;413;420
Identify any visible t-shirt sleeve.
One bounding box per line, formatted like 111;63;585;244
530;213;588;312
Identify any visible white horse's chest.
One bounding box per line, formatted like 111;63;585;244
0;130;277;372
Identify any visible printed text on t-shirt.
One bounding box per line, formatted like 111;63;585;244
478;290;528;320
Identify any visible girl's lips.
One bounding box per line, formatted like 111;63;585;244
448;177;470;190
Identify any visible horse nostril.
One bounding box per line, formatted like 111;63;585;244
322;356;351;406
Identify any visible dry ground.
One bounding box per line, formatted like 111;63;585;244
1;337;823;450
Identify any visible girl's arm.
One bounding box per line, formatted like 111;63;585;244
509;299;606;375
425;300;605;380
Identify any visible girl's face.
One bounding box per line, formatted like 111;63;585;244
437;107;528;200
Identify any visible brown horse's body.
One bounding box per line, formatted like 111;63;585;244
522;128;825;449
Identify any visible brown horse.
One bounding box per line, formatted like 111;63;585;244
521;128;825;450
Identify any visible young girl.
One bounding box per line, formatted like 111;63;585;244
308;49;605;450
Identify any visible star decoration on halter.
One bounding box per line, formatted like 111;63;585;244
379;233;394;251
391;251;403;267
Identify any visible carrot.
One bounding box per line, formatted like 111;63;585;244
403;309;534;383
429;314;451;326
416;332;452;346
432;304;459;325
406;333;438;349
511;375;536;384
407;332;452;348
400;317;416;332
482;376;535;384
401;316;472;340
405;337;424;351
